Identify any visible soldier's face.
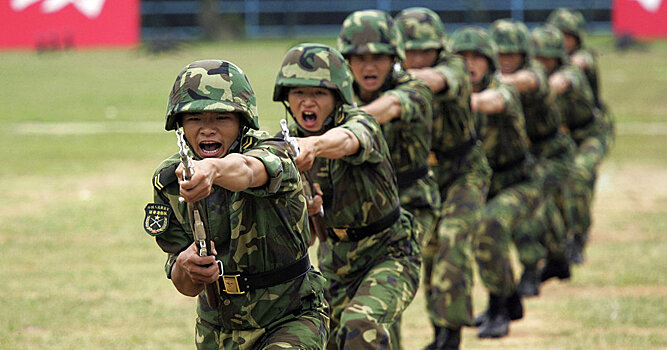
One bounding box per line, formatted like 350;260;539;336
498;52;523;74
348;54;394;94
182;112;240;158
404;49;439;69
536;56;558;74
563;33;578;54
461;51;489;85
287;87;336;133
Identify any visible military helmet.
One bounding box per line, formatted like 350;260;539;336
531;24;568;64
547;8;586;42
449;26;498;71
165;60;259;131
489;18;532;56
273;43;354;105
395;7;447;51
338;9;406;61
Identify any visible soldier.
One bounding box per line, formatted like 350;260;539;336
337;10;439;348
273;43;421;350
144;60;329;350
547;8;615;263
531;25;607;270
489;18;578;296
396;8;491;350
450;26;544;338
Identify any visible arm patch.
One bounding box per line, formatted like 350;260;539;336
152;163;179;191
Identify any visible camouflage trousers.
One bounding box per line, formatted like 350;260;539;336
474;163;543;296
569;122;607;247
422;144;491;328
194;302;329;350
318;212;421;350
514;134;576;267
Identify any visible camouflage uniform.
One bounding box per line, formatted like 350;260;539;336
396;8;492;344
146;60;329;350
339;11;438;348
490;19;578;293
532;25;607;265
274;44;421;350
451;27;543;338
548;8;615;153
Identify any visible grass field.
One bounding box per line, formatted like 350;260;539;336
0;36;665;349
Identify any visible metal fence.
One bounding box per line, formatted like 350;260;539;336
141;0;611;40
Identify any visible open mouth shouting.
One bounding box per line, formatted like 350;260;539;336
301;111;319;129
198;140;223;158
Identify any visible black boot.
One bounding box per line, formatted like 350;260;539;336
477;293;510;338
433;327;461;350
423;325;443;350
540;258;571;282
566;235;586;265
517;266;540;297
505;291;524;321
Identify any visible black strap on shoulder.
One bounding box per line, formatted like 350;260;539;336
396;166;429;189
434;137;477;161
153;163;179;191
328;206;402;241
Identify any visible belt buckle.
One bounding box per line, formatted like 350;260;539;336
221;274;245;294
332;228;348;241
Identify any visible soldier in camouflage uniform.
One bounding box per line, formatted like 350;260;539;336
531;25;607;271
450;26;545;339
337;10;439;348
145;60;329;350
396;8;491;350
273;43;421;350
547;9;614;264
490;19;579;296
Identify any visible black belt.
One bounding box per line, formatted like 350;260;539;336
529;128;558;144
397;166;429;189
491;154;527;173
218;253;311;294
328;206;401;241
434;137;477;160
568;115;595;131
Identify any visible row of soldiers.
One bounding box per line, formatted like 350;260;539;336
144;6;614;350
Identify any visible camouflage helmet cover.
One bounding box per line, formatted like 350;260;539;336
490;18;532;56
530;24;568;64
547;8;585;41
395;7;447;50
337;9;406;61
165;60;259;131
449;26;499;71
273;43;355;105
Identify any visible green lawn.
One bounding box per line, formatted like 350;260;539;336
0;37;665;349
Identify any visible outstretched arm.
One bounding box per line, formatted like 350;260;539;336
500;69;539;93
471;89;506;114
294;127;360;172
408;67;448;93
360;94;402;124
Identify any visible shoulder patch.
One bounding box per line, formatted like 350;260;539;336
153;163;179;191
143;203;172;236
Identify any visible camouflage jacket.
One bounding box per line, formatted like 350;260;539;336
551;64;604;144
516;60;562;144
148;129;326;331
476;75;530;171
290;106;401;229
572;47;602;108
353;68;439;210
431;51;477;156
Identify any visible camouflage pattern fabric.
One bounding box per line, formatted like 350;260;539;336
289;106;421;349
530;25;569;65
490;18;532;56
150;129;328;349
423;144;490;327
338;9;406;61
473;76;543;296
351;64;440;242
546;8;586;44
165;60;259;131
395;7;447;50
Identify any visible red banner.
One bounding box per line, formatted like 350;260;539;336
1;0;139;50
613;0;667;38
